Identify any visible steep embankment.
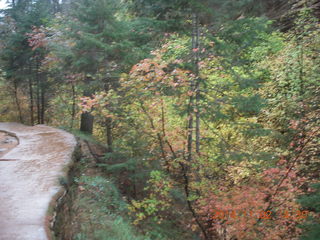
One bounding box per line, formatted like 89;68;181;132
264;0;320;30
0;123;76;240
53;136;150;240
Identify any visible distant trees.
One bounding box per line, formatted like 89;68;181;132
0;0;55;125
80;4;319;239
61;0;162;137
0;1;319;239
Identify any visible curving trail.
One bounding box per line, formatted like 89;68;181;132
0;123;76;240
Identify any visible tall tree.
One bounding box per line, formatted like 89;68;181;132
0;0;55;125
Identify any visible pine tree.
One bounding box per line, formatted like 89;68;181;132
0;0;55;124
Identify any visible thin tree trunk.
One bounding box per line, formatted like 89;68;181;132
80;77;94;134
181;164;209;240
52;0;61;13
187;12;202;160
187;98;194;163
36;62;41;124
71;83;76;129
193;13;201;154
106;117;113;152
195;88;200;154
13;80;23;123
299;45;304;96
28;77;34;126
181;13;209;240
40;73;46;124
140;103;169;171
161;98;167;140
103;81;113;152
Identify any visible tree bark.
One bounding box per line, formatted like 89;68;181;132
193;13;201;154
181;163;209;240
103;81;113;152
80;78;94;134
181;12;209;240
36;62;41;124
298;44;304;96
105;117;113;152
13;80;23;123
80;112;94;134
28;77;34;126
71;83;76;129
40;73;46;124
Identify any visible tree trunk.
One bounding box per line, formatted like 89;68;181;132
193;13;201;154
13;80;23;123
80;78;94;134
105;117;113;152
181;13;209;240
28;77;34;126
103;82;113;152
36;62;41;124
71;83;76;129
140;103;169;171
80;112;94;134
52;0;61;13
40;73;46;124
299;44;304;96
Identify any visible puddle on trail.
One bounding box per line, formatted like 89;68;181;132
0;132;18;159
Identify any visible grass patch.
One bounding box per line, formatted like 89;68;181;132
72;174;150;240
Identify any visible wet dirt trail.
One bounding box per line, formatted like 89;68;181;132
0;123;76;240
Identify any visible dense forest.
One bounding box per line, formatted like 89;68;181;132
0;0;319;239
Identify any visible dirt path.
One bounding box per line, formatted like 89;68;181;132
0;123;76;240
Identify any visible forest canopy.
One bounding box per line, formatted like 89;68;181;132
0;0;319;239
